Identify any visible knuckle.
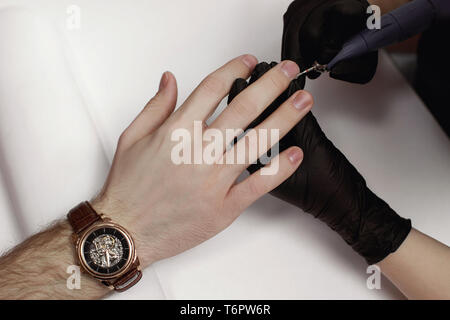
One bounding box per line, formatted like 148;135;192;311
117;130;131;150
163;120;188;139
268;73;288;92
199;74;227;96
229;95;255;120
247;179;264;197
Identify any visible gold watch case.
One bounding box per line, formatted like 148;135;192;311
74;220;137;281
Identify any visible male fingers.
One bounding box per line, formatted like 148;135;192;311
210;60;300;148
248;62;274;85
227;61;274;108
118;72;177;150
230;63;307;131
225;147;304;219
224;90;313;177
174;54;257;123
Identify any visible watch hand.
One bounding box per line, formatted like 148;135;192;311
107;250;111;267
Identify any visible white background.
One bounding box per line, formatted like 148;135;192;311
0;0;448;299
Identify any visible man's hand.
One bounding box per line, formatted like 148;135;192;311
282;0;378;84
86;55;314;269
0;55;313;299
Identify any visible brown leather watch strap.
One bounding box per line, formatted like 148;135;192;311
68;201;142;292
104;259;142;292
67;201;102;234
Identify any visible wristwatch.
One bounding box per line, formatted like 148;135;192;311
67;201;142;292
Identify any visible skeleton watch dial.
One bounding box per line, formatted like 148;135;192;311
81;227;131;275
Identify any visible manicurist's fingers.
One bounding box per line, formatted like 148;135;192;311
175;54;257;122
209;60;300;148
227;78;249;105
225;147;304;218
119;71;178;149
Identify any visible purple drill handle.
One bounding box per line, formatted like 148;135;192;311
327;0;450;70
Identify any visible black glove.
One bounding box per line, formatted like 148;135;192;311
415;20;450;137
228;62;411;264
282;0;378;84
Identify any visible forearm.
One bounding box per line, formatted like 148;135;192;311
378;228;450;299
0;220;110;299
368;0;410;14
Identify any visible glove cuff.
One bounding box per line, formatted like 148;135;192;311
295;113;412;265
352;189;412;264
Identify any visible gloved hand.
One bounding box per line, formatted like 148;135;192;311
282;0;378;84
228;62;411;264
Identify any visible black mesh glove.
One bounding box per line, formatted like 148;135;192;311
282;0;378;84
229;62;411;264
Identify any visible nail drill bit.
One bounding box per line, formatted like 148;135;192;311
298;62;328;77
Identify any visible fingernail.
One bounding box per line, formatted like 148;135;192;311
288;148;303;164
242;54;257;69
293;92;312;110
159;71;169;91
281;61;300;79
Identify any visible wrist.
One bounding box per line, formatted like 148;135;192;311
89;195;157;268
90;194;129;227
